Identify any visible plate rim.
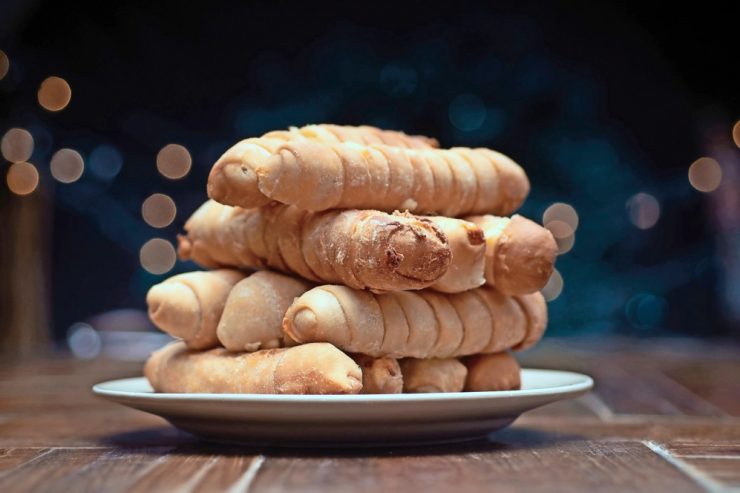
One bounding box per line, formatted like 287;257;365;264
92;368;593;403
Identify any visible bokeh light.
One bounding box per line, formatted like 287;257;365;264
625;293;667;329
0;50;9;80
555;233;575;255
1;128;34;162
38;76;72;112
379;64;418;97
543;202;579;233
89;145;123;180
140;238;177;274
142;193;177;228
541;269;564;301
156;143;192;179
50;148;84;183
544;219;573;239
732;121;740;148
543;203;578;254
449;94;486;131
626;192;660;230
67;322;101;359
688;157;722;193
6;162;39;195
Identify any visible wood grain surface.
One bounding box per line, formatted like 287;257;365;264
0;337;738;493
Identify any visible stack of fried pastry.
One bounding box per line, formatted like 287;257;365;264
144;124;557;395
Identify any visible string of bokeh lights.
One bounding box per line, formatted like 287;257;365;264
139;145;192;275
0;48;192;279
1;46;737;303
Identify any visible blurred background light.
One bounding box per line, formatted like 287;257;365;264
555;233;575;255
625;293;668;330
541;269;564;301
688;157;722;192
6;161;39;195
544;219;575;239
156;143;192;180
60;310;172;361
88;145;123;180
142;193;177;228
140;238;176;275
626;192;660;230
50;148;84;183
732;121;740;148
0;49;8;80
88;308;154;333
543;202;579;232
448;94;486;131
1;128;34;163
379;64;418;97
37;76;72;112
101;331;174;361
66;322;102;359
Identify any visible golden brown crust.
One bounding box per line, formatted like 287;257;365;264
400;358;467;393
465;214;557;295
424;216;486;293
476;149;530;215
462;352;521;391
477;289;528;353
512;292;548;351
208;125;437;209
263;124;439;149
146;270;244;350
494;215;557;294
283;285;536;358
207;138;283;209
257;141;529;216
217;271;312;352
178;200;452;292
144;341;362;394
351;354;403;394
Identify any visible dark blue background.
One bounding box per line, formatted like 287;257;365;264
1;0;737;341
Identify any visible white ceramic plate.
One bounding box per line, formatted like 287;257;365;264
93;369;592;447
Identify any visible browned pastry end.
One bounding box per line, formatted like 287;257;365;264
425;216;486;293
207;138;284;209
351;354;403;394
465;214;557;295
217;271;312;352
400;358;468;393
463;352;521;392
146;269;244;350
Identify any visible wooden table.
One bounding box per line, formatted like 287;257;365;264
0;337;738;493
